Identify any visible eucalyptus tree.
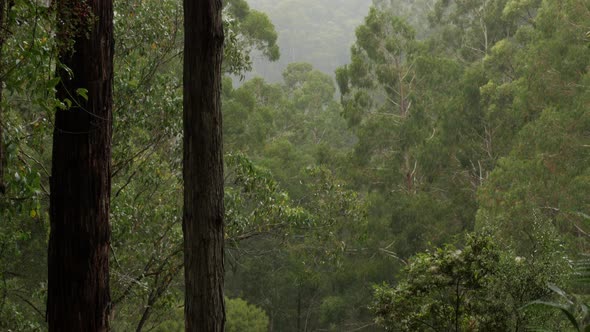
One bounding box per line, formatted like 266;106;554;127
47;0;114;330
476;0;590;252
336;7;473;256
182;0;225;330
106;0;283;329
430;0;518;60
0;0;9;194
337;7;422;192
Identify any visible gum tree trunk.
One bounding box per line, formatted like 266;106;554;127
182;0;225;331
47;1;114;330
0;0;7;195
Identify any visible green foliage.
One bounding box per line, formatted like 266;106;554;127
476;0;590;251
2;0;589;331
105;29;363;329
225;152;310;243
0;1;58;329
430;0;517;60
223;63;354;199
225;128;369;331
226;297;270;332
337;3;481;258
372;233;570;331
527;254;590;331
224;0;280;76
528;284;590;332
153;297;269;332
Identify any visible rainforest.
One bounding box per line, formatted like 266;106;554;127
0;0;589;331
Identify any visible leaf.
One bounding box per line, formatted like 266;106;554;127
527;300;580;331
47;77;61;88
76;88;89;101
548;284;575;305
63;98;72;109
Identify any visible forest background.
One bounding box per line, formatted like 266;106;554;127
0;0;589;331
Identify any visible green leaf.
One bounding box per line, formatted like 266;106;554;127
528;300;580;331
76;88;89;101
64;98;72;109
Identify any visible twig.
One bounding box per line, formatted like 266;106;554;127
13;292;44;320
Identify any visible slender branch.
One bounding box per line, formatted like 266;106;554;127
114;169;137;198
343;322;376;332
18;149;50;178
112;137;161;178
378;248;407;265
13;292;44;320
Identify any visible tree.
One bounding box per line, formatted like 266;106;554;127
47;0;114;330
430;0;516;60
149;296;269;332
97;1;283;328
0;0;15;195
226;297;270;332
0;0;7;194
475;0;590;251
223;0;280;76
182;0;225;331
372;234;569;331
336;8;473;257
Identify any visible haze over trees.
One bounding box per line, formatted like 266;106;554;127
245;0;373;82
0;0;588;331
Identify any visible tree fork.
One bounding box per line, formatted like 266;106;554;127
182;0;225;331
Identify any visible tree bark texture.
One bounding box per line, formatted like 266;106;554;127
0;0;7;195
47;1;113;331
182;0;225;331
0;59;4;195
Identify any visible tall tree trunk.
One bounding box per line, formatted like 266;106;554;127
0;0;14;196
0;0;7;195
182;0;225;331
0;63;4;195
47;1;113;331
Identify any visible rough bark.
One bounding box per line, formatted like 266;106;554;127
182;0;225;331
0;0;6;195
0;67;4;195
47;1;113;331
0;0;15;195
